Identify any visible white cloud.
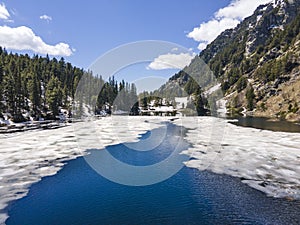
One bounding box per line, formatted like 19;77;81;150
187;0;272;50
148;52;196;70
40;14;52;22
0;3;10;20
188;17;240;43
0;25;73;56
215;0;271;20
198;43;208;51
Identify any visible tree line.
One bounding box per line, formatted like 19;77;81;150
0;47;138;122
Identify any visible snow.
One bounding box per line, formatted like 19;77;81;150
272;0;286;8
0;119;9;126
216;98;227;116
173;117;300;200
204;83;221;96
256;15;262;24
1;116;300;223
175;97;189;109
112;110;128;115
0;116;165;224
260;5;268;12
154;106;175;112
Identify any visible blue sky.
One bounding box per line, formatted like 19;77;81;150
0;0;231;67
0;0;271;90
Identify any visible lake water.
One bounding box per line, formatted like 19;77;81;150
5;122;300;225
229;116;300;133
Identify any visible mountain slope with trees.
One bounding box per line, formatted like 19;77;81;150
159;0;300;121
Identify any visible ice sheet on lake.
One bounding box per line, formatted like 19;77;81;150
1;116;300;224
0;116;165;224
173;117;300;200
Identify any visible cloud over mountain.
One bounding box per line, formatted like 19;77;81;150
187;0;272;50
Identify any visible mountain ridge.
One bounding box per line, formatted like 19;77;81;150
160;0;300;121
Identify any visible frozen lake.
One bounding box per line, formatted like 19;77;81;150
1;116;300;224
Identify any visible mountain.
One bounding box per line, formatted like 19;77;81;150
159;0;300;121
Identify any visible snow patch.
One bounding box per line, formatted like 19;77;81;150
204;83;221;96
216;98;227;116
175;97;189;109
260;5;269;12
256;15;262;24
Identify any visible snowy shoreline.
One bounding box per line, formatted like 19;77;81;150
0;120;75;134
1;116;300;224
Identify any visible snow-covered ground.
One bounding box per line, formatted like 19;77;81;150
1;116;300;224
204;83;221;96
216;98;227;116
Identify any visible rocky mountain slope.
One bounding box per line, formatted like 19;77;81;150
161;0;300;121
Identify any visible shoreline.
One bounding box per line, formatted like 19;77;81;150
1;114;300;135
0;120;67;134
0;119;85;134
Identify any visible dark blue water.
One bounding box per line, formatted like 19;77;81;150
6;123;300;225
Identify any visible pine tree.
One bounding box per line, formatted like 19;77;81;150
194;87;207;116
28;72;41;111
46;76;62;116
246;86;255;111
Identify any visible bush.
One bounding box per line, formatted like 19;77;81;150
236;77;247;92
